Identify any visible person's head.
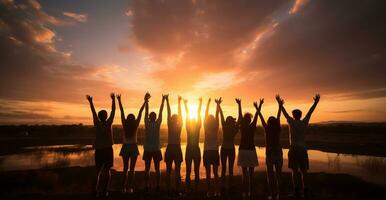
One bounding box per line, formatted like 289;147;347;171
292;109;302;120
170;114;181;126
242;113;252;125
225;116;236;126
98;110;108;121
149;112;157;122
126;114;136;124
267;116;281;132
206;114;215;128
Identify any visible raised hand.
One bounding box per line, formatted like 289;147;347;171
259;98;264;106
253;102;258;110
86;95;92;102
215;97;222;105
117;94;121;101
235;98;241;104
144;92;151;101
184;99;188;104
314;94;320;103
198;97;202;102
276;95;284;105
110;93;115;100
208;98;211;103
178;96;182;102
162;94;169;100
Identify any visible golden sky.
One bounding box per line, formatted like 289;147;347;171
0;0;385;124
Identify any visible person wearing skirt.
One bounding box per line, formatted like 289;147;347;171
236;98;262;198
117;93;148;193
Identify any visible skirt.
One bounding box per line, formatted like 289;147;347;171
119;143;139;158
237;149;258;167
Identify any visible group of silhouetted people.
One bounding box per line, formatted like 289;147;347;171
86;93;320;199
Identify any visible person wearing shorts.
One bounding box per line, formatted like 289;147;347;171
203;98;220;197
258;96;283;200
143;94;166;191
164;95;183;194
236;98;261;198
217;98;238;193
86;93;116;197
117;93;147;193
183;97;202;191
278;94;320;199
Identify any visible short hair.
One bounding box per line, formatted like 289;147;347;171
292;109;302;120
98;110;108;121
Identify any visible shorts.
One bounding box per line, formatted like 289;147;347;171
143;150;163;162
220;147;235;162
265;151;283;166
164;144;183;163
288;146;309;170
95;147;114;169
119;143;139;158
237;149;258;167
185;145;201;163
203;150;219;166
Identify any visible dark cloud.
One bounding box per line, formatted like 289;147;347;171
0;0;135;103
129;0;386;100
246;0;386;98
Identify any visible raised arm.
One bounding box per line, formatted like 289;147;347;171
276;101;282;124
205;98;211;121
166;94;171;122
303;94;320;123
235;98;242;125
252;99;263;126
144;92;150;123
86;95;98;124
257;99;267;128
276;95;291;120
117;94;125;125
184;99;189;123
197;97;202;126
216;98;225;127
214;98;222;127
157;95;166;123
136;93;149;126
178;96;182;118
107;93;116;124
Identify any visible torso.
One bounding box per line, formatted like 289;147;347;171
288;118;307;148
94;121;113;149
144;119;161;151
222;124;238;149
239;123;256;150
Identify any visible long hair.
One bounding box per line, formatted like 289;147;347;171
267;116;281;134
125;114;136;138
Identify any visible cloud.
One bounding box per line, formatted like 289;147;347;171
0;0;138;104
63;11;88;23
128;0;386;100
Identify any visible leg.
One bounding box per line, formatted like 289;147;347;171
95;166;103;193
205;165;211;193
241;167;248;196
300;168;308;199
275;163;283;199
213;164;219;196
193;157;201;191
266;163;276;199
155;160;161;189
129;156;138;191
166;161;172;192
144;159;151;189
248;167;254;196
220;150;227;190
228;150;235;189
186;158;192;190
175;161;182;192
102;167;111;195
122;157;129;192
291;168;301;199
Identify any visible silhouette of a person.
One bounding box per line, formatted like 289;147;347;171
117;93;149;193
258;96;283;200
164;95;183;195
236;98;262;198
217;98;238;194
143;93;166;191
183;97;202;192
86;93;116;197
277;94;320;199
203;98;220;197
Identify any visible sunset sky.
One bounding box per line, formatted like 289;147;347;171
0;0;385;124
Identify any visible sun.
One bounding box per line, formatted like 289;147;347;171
188;103;198;120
